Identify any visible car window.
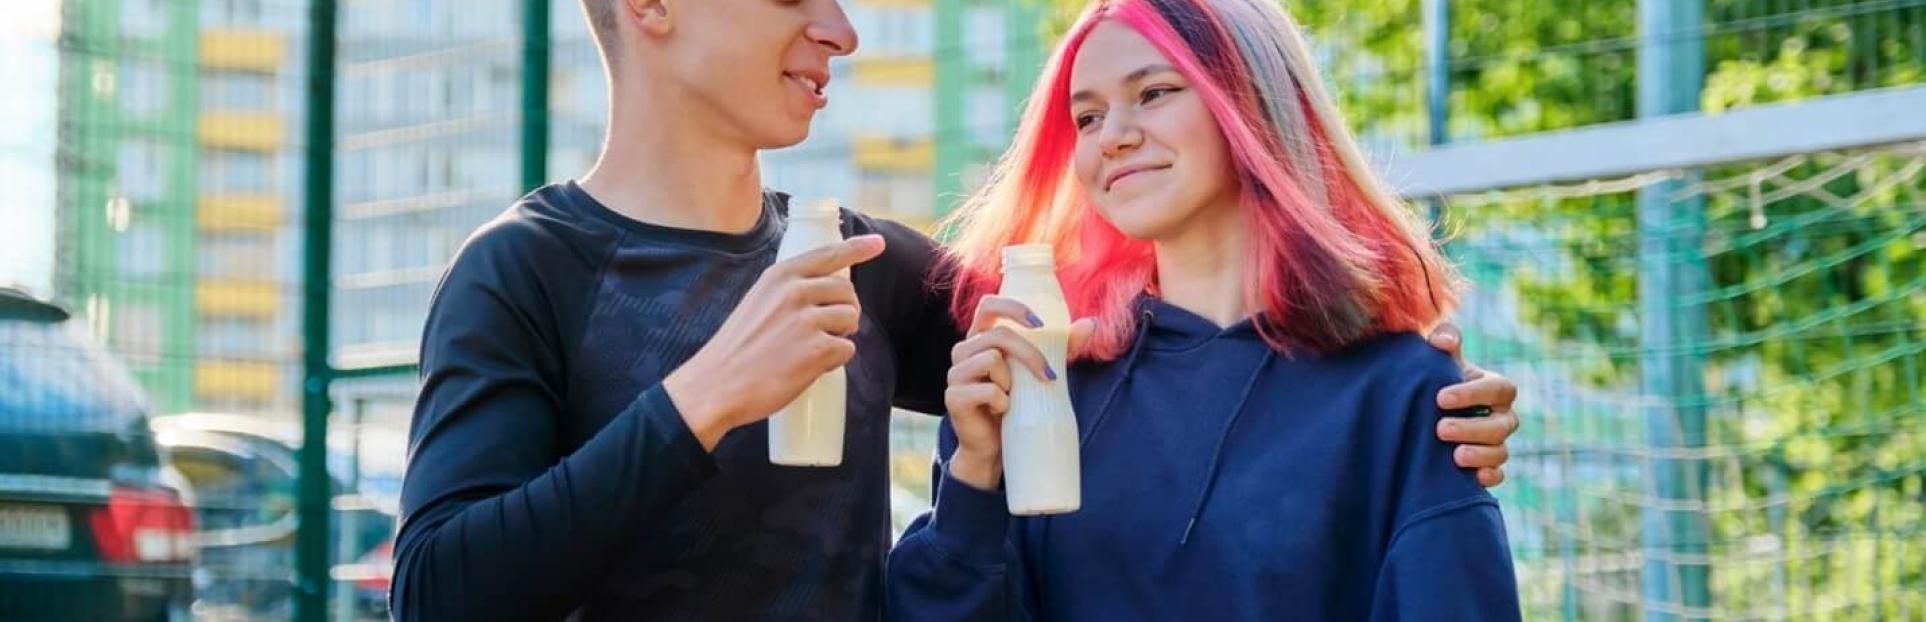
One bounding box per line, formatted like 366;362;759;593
0;318;150;434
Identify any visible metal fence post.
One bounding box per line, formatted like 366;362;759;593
522;0;551;193
297;1;340;620
1637;1;1711;619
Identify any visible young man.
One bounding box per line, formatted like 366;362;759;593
390;0;1525;620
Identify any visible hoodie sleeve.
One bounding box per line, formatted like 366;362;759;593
1368;367;1522;622
887;417;1040;622
1369;498;1519;621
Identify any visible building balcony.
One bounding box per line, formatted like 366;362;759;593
195;359;280;403
200;28;285;73
198;194;283;232
852;135;934;172
197;279;281;318
200;111;284;151
851;57;933;86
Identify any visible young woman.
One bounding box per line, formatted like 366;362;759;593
886;0;1522;619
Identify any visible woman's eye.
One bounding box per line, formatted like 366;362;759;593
1141;86;1179;104
1074;112;1102;131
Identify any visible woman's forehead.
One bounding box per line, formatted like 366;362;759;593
1069;22;1176;88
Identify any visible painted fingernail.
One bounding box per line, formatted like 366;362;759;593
1027;312;1044;328
1045;365;1058;381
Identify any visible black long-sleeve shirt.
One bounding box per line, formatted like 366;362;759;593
391;182;960;621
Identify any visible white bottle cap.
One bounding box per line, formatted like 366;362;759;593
1002;244;1057;272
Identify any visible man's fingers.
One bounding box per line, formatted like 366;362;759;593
1476;467;1506;488
1437;373;1518;411
809;303;861;336
1453;443;1510;469
795;276;860;308
781;234;886;277
969;295;1040;337
813;334;858;371
1427;321;1465;364
946;382;1011;416
1066;318;1098;358
1437;410;1519;446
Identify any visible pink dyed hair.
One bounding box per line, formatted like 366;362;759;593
942;0;1458;360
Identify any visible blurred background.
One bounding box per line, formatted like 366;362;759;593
0;0;1921;620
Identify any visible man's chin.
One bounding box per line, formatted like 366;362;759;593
753;118;816;150
762;137;808;150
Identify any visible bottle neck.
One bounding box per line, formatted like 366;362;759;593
1000;266;1070;325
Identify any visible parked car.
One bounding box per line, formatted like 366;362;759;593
150;412;401;620
0;287;195;621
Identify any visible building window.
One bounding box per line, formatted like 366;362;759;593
121;0;168;38
400;68;433;122
203;0;264;27
453;148;512;192
847;86;931;136
118;140;166;201
964;7;1009;67
199;232;275;280
446;0;512;38
857;172;933;223
370;71;397;123
201;72;276;112
967;88;1007;141
852;6;933;58
340;150;372;203
119;222;167;278
201;149;274;193
443;67;471;116
488;62;517;110
367;147;398;197
119;60;166;117
114;303;165;362
198;316;273;359
364;145;431;198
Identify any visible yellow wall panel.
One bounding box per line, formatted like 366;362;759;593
200;29;284;72
853;135;935;172
199;112;283;151
851;58;933;86
195;360;280;402
198;194;283;232
197;279;281;317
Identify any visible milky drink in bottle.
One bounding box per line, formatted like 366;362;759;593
767;199;849;467
997;244;1080;515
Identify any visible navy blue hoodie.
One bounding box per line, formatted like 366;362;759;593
887;297;1521;621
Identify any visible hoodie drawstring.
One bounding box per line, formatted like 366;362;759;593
1079;307;1157;446
1179;349;1276;546
1038;307;1156;615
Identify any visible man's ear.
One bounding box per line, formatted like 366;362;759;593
623;0;673;37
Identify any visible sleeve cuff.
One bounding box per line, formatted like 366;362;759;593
927;464;1012;567
636;384;720;479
